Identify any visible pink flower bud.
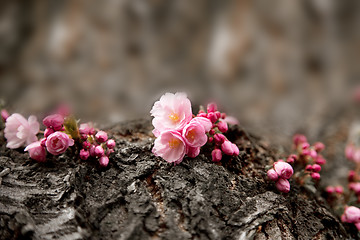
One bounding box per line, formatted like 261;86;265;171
57;104;70;117
354;149;360;163
43;114;64;131
187;146;200;158
301;142;310;150
79;123;91;135
95;131;108;143
44;128;55;138
302;149;310;156
311;172;320;180
106;149;114;156
293;134;307;146
355;222;360;231
1;109;9;121
95;145;104;157
45;132;74;155
345;144;354;160
209;129;215;135
350;183;360;194
89;145;96;157
211;149;222;162
221;113;226;119
89;128;96;135
275;178;290;193
309;149;317;158
335;186;344;194
314;142;325;152
217;120;228;133
312;164;321;172
342;206;360;223
207;102;217;113
198;112;207;118
221;140;234;155
214;134;225;144
348;170;356;182
208;137;213;143
267;169;278;181
106;139;115;149
25;141;47;162
315;155;326;165
232;144;239;156
325;186;335;194
207;112;218;123
82;141;91;149
286;154;297;164
99;156;109;167
305;164;313;171
40;138;46;147
274;161;293;179
215;111;221;119
80;149;90;160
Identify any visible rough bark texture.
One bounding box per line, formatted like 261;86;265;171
0;120;351;239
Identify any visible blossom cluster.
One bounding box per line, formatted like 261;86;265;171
1;107;114;167
151;93;239;164
266;134;326;193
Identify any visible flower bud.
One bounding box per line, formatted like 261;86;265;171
315;155;326;165
79;123;91;135
187;146;200;158
302;149;310;156
44;128;55;138
275;178;290;193
314;142;325;152
198;112;207;118
274;161;293;179
209;129;215;135
89;145;96;157
217;120;228;133
95;131;108;143
232;144;239;156
208;137;213;143
214;134;225;144
335;186;344;194
106;139;115;149
215;111;221;119
267;169;278;181
325;186;335;194
309;149;317;158
106;149;114;156
353;149;360;163
301;142;310;150
350;182;360;194
345;144;354;160
207;112;218;123
221;141;234;155
293;134;307;146
82;141;91;149
348;170;356;182
57;104;70;117
43;114;64;131
342;206;360;223
220;113;226;119
25;141;47;162
1;109;9;121
94;145;104;157
305;164;313;171
207;102;217;113
80;149;90;160
312;164;321;173
211;149;222;162
310;172;320;180
40;138;46;147
99;156;109;167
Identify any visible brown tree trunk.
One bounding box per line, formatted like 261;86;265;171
0;120;349;239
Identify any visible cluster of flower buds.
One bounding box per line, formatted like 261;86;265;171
2;106;114;167
292;134;326;181
341;206;360;231
197;103;239;162
267;160;294;193
150;92;239;164
78;123;115;167
325;185;344;195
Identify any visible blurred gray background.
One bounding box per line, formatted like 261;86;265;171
0;0;360;178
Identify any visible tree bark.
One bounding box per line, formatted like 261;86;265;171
0;120;350;239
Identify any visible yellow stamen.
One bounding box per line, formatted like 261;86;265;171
168;138;181;149
169;113;180;123
187;130;196;140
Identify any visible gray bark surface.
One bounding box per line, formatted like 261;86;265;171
0;120;350;239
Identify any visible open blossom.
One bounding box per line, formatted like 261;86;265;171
45;132;74;155
4;114;40;149
24;141;46;162
182;118;211;148
152;130;187;164
150;92;192;133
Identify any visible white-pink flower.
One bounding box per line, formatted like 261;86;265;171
25;141;46;162
150;92;192;133
4;113;40;149
152;130;187;164
182;117;211;148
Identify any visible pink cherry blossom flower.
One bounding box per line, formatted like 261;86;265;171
1;109;9;121
342;206;360;223
187;146;200;158
45;132;74;155
152;130;187;164
274;161;294;179
211;149;222;162
43;114;64;131
150;92;192;133
190;117;212;132
182;120;209;148
24;141;46;162
5;114;40;149
275;178;290;193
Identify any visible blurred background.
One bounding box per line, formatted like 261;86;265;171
1;0;360;184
